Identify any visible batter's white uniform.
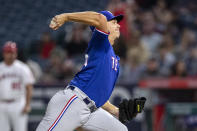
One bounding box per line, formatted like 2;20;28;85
0;60;35;131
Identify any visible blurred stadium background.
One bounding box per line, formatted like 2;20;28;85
1;0;197;130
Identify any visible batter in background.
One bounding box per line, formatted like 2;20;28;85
0;41;35;131
36;11;146;131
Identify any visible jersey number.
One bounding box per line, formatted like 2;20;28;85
84;55;118;71
112;57;118;71
84;54;88;66
12;82;21;90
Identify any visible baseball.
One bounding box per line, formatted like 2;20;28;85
50;20;56;27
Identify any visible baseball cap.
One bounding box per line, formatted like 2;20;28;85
90;10;124;31
100;11;123;22
3;41;18;53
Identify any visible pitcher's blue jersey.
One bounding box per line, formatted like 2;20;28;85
70;29;120;107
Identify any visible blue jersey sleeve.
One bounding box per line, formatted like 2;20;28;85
87;28;110;53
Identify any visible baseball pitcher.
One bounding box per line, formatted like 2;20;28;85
36;11;146;131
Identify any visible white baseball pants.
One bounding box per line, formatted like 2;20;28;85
0;98;28;131
36;88;128;131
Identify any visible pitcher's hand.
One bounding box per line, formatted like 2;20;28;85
49;14;68;30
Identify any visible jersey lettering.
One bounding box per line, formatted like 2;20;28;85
112;57;115;69
84;54;88;66
111;57;118;71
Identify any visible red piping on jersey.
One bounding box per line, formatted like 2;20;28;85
95;28;110;35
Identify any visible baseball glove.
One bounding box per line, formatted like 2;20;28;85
119;97;146;123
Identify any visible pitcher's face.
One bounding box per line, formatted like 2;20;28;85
107;20;120;39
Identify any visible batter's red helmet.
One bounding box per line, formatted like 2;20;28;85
3;41;18;53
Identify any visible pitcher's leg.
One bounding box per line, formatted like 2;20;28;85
82;108;128;131
36;90;90;131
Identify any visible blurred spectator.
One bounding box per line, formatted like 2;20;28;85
158;44;176;76
158;35;176;76
26;60;43;82
118;31;149;84
42;47;65;83
119;51;144;84
161;33;175;53
64;23;88;58
126;31;150;63
185;47;197;76
42;47;76;83
140;11;163;54
119;46;146;85
17;48;43;82
61;59;77;82
28;40;41;59
142;57;161;78
178;1;197;29
40;32;56;59
153;0;174;33
171;60;187;77
175;28;197;59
